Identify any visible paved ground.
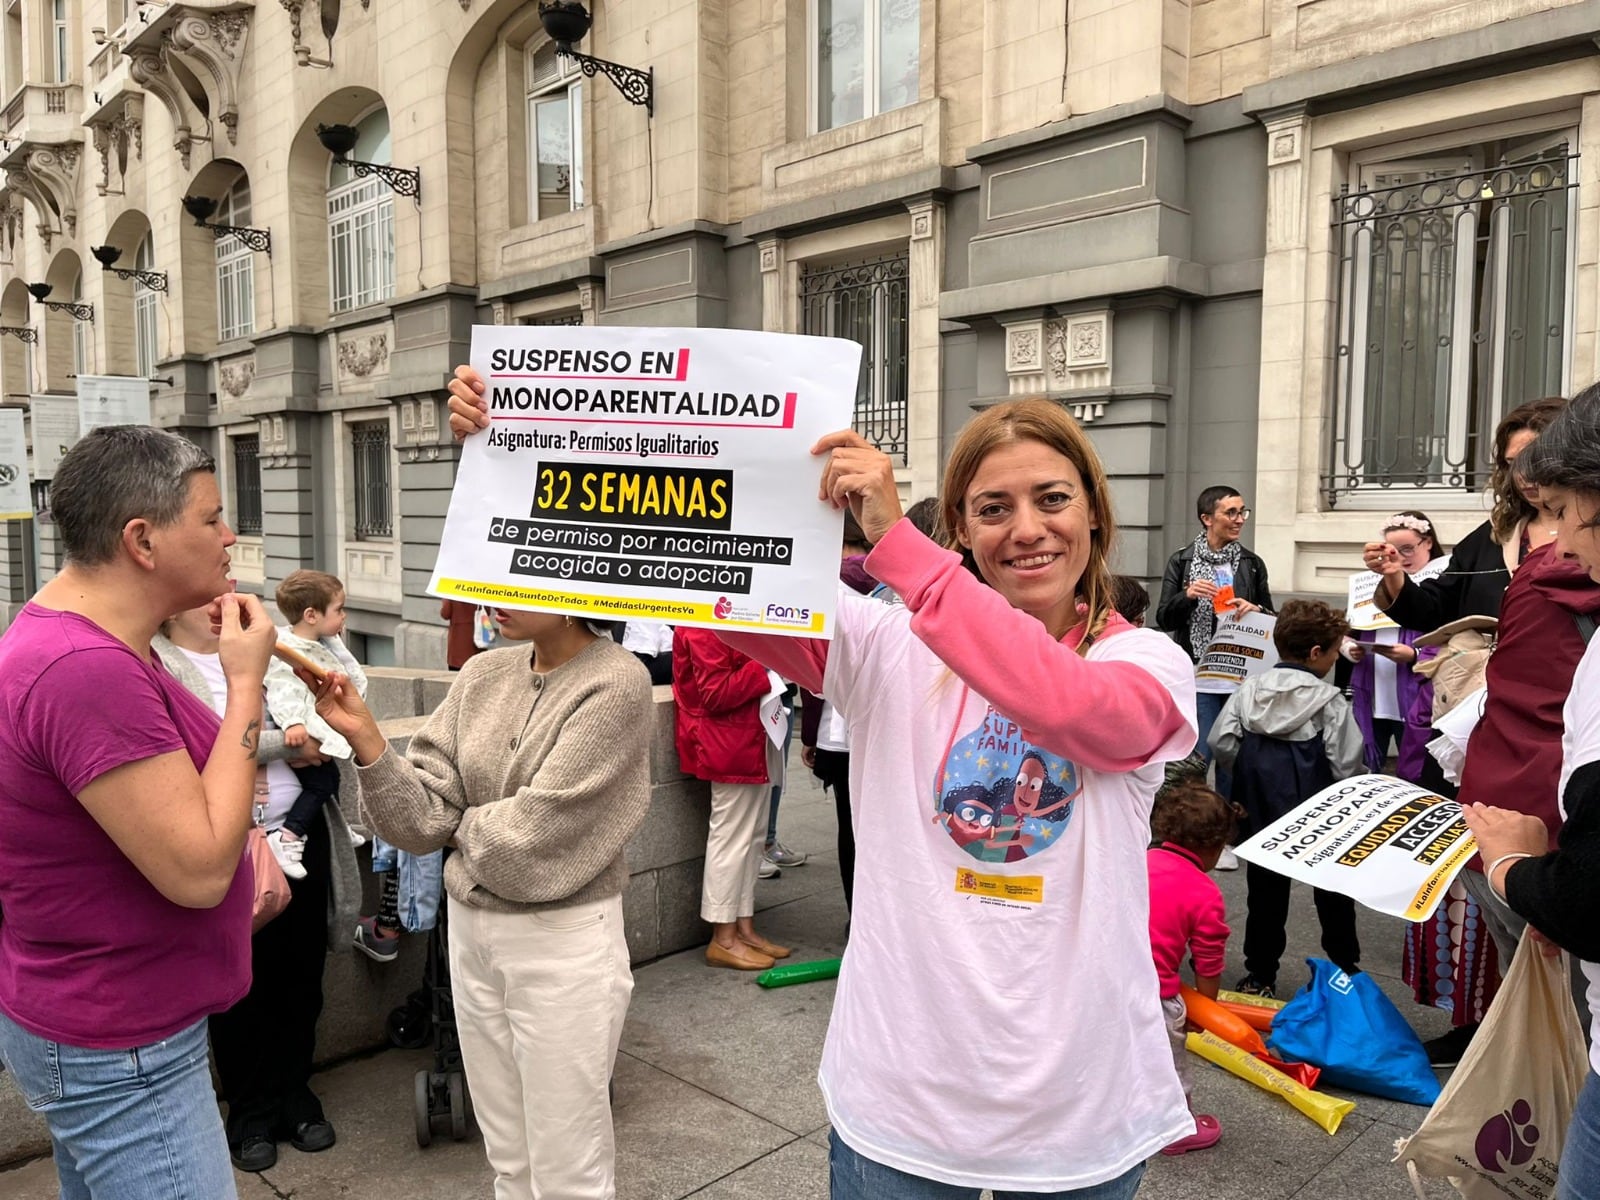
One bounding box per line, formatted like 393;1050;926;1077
0;754;1461;1199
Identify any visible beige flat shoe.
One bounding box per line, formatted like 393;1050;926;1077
738;933;791;959
706;940;774;971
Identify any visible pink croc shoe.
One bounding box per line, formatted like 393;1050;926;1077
1161;1114;1222;1156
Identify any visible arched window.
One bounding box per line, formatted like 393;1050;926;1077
134;234;159;377
328;109;395;313
216;176;254;341
70;269;86;375
526;43;583;221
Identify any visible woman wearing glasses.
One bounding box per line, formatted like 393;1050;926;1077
1156;486;1275;801
1346;510;1448;777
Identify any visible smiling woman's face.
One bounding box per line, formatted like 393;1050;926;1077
953;439;1097;640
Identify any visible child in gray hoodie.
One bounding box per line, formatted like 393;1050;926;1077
1209;600;1366;998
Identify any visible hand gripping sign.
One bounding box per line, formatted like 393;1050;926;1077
429;327;860;638
1232;774;1478;922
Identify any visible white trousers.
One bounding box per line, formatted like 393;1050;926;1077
446;894;633;1200
700;739;781;925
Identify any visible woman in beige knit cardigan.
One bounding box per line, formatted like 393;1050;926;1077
307;607;653;1200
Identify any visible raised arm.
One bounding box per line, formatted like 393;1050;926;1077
71;593;277;909
867;520;1193;772
450;672;653;904
320;668;471;855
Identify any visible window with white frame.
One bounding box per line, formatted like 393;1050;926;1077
134;234;159;378
800;252;910;460
349;418;393;540
70;269;86;376
216;177;255;341
811;0;920;133
51;0;67;83
328;110;395;313
1326;128;1575;507
526;43;584;221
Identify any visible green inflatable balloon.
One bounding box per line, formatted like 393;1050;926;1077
756;957;842;988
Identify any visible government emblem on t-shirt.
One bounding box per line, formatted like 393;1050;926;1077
934;706;1081;864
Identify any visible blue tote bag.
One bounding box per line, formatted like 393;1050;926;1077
1268;959;1441;1106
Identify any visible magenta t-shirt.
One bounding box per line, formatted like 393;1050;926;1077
0;604;252;1048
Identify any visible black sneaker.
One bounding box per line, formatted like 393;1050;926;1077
289;1118;337;1154
1234;974;1276;1000
1423;1023;1479;1067
231;1135;276;1173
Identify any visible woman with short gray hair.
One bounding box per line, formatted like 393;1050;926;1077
0;425;276;1199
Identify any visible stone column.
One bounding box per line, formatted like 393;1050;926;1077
905;198;945;499
1253;105;1311;591
758;237;792;333
258;410;320;606
0;519;29;628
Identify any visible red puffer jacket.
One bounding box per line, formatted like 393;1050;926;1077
672;627;772;784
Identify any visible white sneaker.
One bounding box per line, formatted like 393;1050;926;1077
1215;846;1240;871
758;858;781;880
267;828;308;880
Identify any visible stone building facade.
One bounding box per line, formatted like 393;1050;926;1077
0;0;1592;660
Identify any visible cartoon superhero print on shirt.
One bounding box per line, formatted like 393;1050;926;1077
934;707;1081;863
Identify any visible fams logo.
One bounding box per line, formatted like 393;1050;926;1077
763;603;812;628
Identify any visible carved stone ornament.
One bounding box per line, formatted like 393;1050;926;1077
758;241;780;273
1009;328;1040;370
126;44;194;169
338;332;389;378
168;11;252;145
218;359;255;398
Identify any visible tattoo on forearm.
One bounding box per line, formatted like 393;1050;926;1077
240;719;260;756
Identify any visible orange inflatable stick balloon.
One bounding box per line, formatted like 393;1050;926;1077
1219;1000;1276;1033
1180;985;1269;1058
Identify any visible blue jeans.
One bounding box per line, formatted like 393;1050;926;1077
1194;690;1233;799
765;709;794;845
0;1010;236;1200
1560;1069;1600;1200
828;1131;1147;1200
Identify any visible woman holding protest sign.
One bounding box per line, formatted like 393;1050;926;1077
1465;383;1600;1200
306;599;652;1200
446;368;1198;1197
1345;511;1448;778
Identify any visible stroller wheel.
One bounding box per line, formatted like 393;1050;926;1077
387;1001;433;1051
414;1069;433;1147
448;1073;469;1141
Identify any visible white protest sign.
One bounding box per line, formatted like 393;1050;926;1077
1233;774;1477;922
0;409;31;519
429;326;861;637
77;374;151;432
29;395;80;480
1347;554;1450;631
1194;611;1279;694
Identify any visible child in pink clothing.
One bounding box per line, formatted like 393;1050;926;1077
1148;771;1240;1155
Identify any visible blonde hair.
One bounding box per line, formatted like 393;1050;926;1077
939;399;1117;653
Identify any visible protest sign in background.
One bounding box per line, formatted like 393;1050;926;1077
1195;611;1279;694
0;409;29;519
76;375;151;433
1233;774;1477;922
1347;554;1451;631
428;326;860;637
29;395;80;480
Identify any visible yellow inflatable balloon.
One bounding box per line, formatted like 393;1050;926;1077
1186;1031;1356;1135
